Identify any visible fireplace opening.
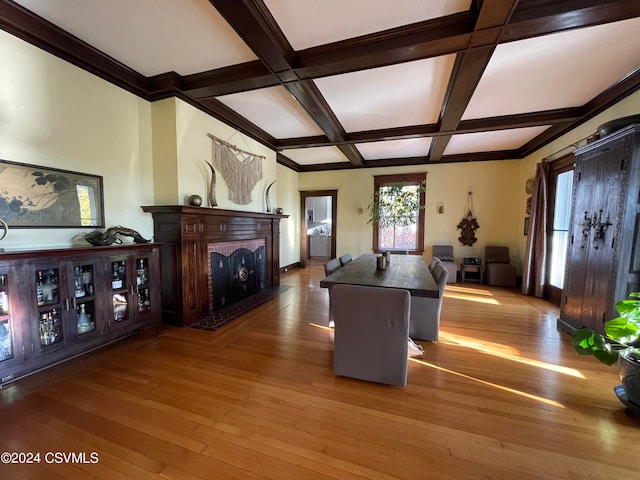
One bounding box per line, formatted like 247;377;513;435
208;240;266;313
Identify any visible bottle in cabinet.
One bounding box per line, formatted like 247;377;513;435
111;260;128;322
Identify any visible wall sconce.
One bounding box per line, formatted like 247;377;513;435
437;202;445;214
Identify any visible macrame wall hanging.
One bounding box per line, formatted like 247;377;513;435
208;133;264;205
457;191;480;246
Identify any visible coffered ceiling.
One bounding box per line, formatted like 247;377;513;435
2;0;639;171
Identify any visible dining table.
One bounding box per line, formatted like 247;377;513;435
320;253;442;341
319;254;439;298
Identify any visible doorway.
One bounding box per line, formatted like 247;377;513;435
299;190;337;268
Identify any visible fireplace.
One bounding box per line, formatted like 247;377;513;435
142;206;288;327
208;239;266;312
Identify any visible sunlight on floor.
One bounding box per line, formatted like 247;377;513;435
444;285;500;305
444;292;500;305
309;322;334;332
409;357;566;408
439;330;585;378
446;285;494;296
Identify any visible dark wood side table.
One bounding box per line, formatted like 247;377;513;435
461;263;483;284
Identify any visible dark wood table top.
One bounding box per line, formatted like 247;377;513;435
319;254;439;298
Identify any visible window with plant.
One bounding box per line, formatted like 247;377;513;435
369;173;426;253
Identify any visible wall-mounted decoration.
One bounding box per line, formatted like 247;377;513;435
525;177;534;215
456;191;479;246
0;159;104;228
208;134;264;205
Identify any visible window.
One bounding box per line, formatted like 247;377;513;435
549;169;573;289
372;173;426;253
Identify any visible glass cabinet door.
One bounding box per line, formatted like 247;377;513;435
0;274;13;363
72;263;98;337
35;267;65;349
111;259;129;324
136;257;152;315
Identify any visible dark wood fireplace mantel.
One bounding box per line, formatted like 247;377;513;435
142;206;288;327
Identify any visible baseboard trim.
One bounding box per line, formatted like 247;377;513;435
280;262;301;274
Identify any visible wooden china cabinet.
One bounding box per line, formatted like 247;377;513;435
0;243;161;387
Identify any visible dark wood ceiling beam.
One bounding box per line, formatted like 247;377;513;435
504;0;640;43
183;61;279;98
276;153;301;172
429;0;521;161
293;13;474;80
275;108;581;149
456;108;582;133
209;0;364;167
197;97;276;148
207;0;293;74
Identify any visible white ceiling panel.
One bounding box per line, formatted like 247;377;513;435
217;86;326;138
462;17;640;120
356;138;433;160
444;126;550;156
315;55;456;132
283;147;349;165
13;0;257;76
264;0;471;50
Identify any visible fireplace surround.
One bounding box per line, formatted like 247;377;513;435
142;206;288;327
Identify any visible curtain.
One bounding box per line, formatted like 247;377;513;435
521;161;550;297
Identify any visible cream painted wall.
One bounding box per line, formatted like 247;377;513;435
0;31;154;249
515;90;640;263
172;99;277;212
298;159;523;271
275;164;300;267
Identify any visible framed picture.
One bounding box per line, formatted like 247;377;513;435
0;159;104;228
524;216;530;236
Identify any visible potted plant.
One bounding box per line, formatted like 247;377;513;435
572;292;640;409
367;181;425;251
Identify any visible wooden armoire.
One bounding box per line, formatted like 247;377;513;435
558;123;640;334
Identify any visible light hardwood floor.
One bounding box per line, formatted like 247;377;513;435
1;262;638;479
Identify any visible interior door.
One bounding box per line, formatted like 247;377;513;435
299;190;337;268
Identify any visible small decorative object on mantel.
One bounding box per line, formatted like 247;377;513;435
265;180;275;213
456;191;479;246
208;133;264;205
275;207;284;215
85;225;150;246
187;194;203;207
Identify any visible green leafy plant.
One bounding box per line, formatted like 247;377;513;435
367;182;425;229
571;292;640;366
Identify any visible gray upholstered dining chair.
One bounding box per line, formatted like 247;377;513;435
428;256;442;271
330;284;411;387
409;262;448;342
432;245;457;283
324;258;341;276
339;253;353;266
